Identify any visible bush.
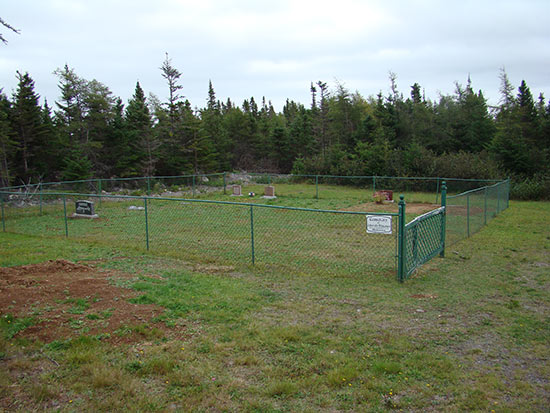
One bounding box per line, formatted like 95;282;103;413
510;176;550;200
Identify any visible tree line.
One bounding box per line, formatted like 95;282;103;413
1;56;549;198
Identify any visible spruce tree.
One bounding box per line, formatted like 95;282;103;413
12;71;45;181
0;92;14;187
126;82;155;176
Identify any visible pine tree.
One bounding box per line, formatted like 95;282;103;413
160;53;183;134
37;100;60;180
0;92;15;187
126;82;155;176
202;81;228;170
11;71;45;181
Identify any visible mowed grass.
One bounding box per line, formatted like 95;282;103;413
1;199;549;411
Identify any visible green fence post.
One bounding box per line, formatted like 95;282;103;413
412;225;418;268
484;186;488;226
39;183;43;215
192;175;196;197
496;182;501;214
466;193;470;237
144;197;149;251
373;176;376;194
507;178;511;209
147;177;151;196
223;172;227;195
315;175;319;199
397;194;406;282
98;179;102;207
1;195;5;232
435;178;440;204
63;195;68;238
250;205;255;265
440;181;447;258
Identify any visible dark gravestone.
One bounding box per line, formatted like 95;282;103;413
73;200;99;218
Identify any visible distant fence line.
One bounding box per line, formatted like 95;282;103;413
0;176;510;282
0;172;504;204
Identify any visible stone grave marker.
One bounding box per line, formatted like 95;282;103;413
262;185;277;199
232;185;242;196
72;200;99;219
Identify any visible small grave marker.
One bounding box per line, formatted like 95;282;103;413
231;185;242;196
262;185;276;199
72;200;99;219
374;190;394;202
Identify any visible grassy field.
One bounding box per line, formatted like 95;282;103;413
0;199;549;411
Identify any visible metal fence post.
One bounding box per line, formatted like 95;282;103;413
496;182;501;213
250;205;255;264
484;186;488;226
147;177;151;196
98;179;102;207
467;193;470;237
440;181;447;258
63;195;68;237
315;175;319;199
1;195;5;232
373;176;376;194
39;183;43;215
397;195;406;282
412;225;418;268
507;178;511;209
144;197;149;251
223;172;227;195
435;178;440;204
192;175;196;197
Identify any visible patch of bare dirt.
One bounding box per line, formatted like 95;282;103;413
341;202;438;215
446;204;484;216
0;260;183;344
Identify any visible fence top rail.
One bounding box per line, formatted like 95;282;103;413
405;207;445;228
0;190;399;216
447;179;509;199
0;173;506;191
245;172;503;183
0;172;228;191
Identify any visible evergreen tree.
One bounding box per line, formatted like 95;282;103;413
201;81;228;170
160;53;183;134
0;92;15;187
37;100;60;180
11;71;45;181
126;82;155;176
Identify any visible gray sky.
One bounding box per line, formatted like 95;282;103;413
1;0;549;111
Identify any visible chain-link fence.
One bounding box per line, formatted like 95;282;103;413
1;172;502;203
445;179;510;247
0;173;226;199
0;192;399;277
402;207;445;281
0;177;511;281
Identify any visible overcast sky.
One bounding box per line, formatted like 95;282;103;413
1;0;549;111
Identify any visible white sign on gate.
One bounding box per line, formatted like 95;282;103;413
366;215;393;234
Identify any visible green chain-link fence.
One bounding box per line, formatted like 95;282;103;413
1;172;501;203
445;179;510;247
0;177;510;281
0;192;399;277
